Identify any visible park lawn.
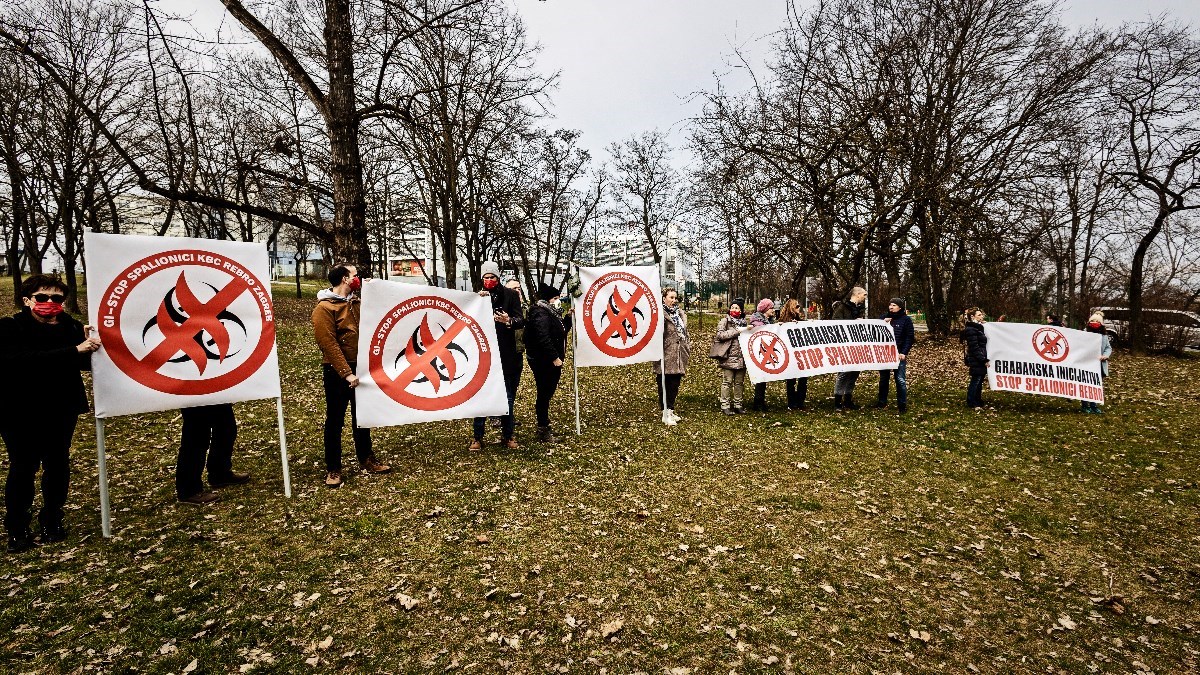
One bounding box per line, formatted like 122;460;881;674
1;286;1198;674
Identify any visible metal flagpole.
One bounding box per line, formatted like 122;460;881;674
573;271;582;435
659;360;668;417
275;397;292;498
95;417;112;538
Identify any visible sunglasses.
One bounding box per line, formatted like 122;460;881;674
33;293;66;303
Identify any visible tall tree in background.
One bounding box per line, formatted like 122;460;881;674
608;131;691;269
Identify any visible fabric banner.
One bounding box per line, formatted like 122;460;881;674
85;232;281;418
740;319;900;384
574;265;664;367
985;323;1104;403
354;281;508;427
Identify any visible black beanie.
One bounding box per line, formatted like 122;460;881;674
537;282;560;301
889;297;906;312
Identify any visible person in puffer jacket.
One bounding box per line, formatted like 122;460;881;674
712;299;750;414
960;307;989;409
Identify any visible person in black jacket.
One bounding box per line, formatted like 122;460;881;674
524;282;571;443
961;307;989;408
471;262;526;450
0;275;100;553
875;298;915;413
832;286;867;409
176;403;250;505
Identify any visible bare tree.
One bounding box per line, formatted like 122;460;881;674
608;131;691;270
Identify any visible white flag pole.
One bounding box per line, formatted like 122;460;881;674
95;417;112;538
659;360;668;414
573;279;582;436
275;397;292;498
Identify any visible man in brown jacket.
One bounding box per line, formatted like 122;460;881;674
312;264;390;488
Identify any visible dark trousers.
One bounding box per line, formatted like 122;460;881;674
474;357;522;441
323;363;373;471
878;361;908;407
177;404;236;498
786;377;808;408
967;372;986;408
656;373;683;410
753;382;768;408
2;414;77;535
529;358;563;428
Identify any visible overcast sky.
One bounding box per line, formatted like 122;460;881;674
170;0;1200;168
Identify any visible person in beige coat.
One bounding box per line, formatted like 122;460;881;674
712;299;750;415
653;288;690;425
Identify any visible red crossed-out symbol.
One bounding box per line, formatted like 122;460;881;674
582;271;659;359
601;287;645;344
368;296;492;411
99;250;276;396
143;271;244;375
748;330;789;375
1032;327;1070;363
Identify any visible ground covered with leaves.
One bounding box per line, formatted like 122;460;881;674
2;289;1199;674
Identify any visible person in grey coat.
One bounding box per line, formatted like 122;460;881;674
654;288;690;425
712;299;750;414
1082;312;1112;414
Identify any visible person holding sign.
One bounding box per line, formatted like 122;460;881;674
1081;313;1112;414
777;299;809;410
654;287;691;425
525;282;572;443
961;307;989;409
832;287;868;410
875;298;914;413
748;299;777;411
176;403;250;505
1;275;100;553
712;300;750;415
313;264;391;489
470;262;525;449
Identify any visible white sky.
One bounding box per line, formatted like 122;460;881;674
168;0;1200;168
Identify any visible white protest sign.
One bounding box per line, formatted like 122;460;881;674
986;323;1104;403
740;319;900;385
575;265;664;367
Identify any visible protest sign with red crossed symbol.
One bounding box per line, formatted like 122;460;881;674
575;266;664;367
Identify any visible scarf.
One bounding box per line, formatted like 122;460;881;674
665;305;685;338
537;299;563;319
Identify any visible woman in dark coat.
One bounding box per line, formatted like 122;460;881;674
0;275;100;553
524;282;571;443
960;307;989;408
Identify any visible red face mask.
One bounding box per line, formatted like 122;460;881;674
348;276;362;293
729;309;742;318
1088;321;1102;330
32;301;65;318
483;277;499;290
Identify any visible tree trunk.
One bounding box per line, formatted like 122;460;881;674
325;0;371;271
1127;208;1168;353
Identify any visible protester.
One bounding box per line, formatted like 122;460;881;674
777;299;809;410
176;404;250;505
875;298;914;413
497;277;527;429
525;282;571;443
748;298;776;411
712;299;750;415
961;307;989;409
0;275;100;553
1046;313;1063;327
470;262;525;450
1082;312;1111;414
654;287;691;425
312;264;391;489
832;286;867;410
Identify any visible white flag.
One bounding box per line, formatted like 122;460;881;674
354;281;508;427
574;265;664;367
986;323;1104;403
85;232;281;418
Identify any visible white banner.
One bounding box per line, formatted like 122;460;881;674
986;323;1104;403
354;281;508;427
575;265;664;367
85;232;281;418
740;320;900;384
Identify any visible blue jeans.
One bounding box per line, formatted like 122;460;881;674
878;360;907;407
967;372;985;407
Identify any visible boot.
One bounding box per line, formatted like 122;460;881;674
844;395;861;411
537;425;558;443
834;394;844;410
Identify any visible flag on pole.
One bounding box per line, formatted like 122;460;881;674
85;232;281;418
574;265;664;367
353;281;509;427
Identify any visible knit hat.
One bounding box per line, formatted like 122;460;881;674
1087;312;1104;325
889;297;906;312
757;298;774;314
537;282;560;301
480;260;501;278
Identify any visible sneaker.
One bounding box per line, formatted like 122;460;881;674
361;458;391;474
38;522;68;544
668;410;682;422
502;438;520;450
722;408;735;416
661;409;677;426
537;426;558;443
6;530;38;554
325;471;344;489
180;490;220;505
469;439;483;450
210;471;251;488
873;401;887;409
